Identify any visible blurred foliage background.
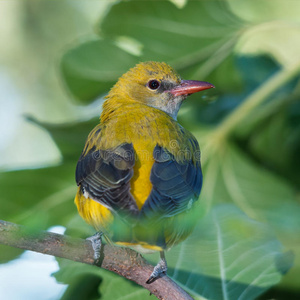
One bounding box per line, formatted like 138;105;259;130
0;1;300;299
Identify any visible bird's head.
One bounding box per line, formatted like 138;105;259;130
108;61;214;120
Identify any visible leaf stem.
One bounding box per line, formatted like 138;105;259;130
215;62;300;138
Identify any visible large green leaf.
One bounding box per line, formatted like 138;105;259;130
0;117;100;227
227;0;300;67
196;135;300;289
0;164;75;227
198;128;300;229
61;40;139;102
166;204;293;300
0;163;75;262
61;0;241;102
0;118;99;261
226;0;300;23
27;116;99;162
100;0;238;64
237;103;300;186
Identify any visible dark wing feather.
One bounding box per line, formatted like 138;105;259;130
141;144;202;219
76;140;138;214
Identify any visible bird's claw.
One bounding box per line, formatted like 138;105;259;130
146;254;167;284
87;232;103;263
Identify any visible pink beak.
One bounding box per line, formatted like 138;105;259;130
169;80;215;97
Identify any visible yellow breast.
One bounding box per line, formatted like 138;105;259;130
130;140;155;209
76;102;196;234
98;103;181;209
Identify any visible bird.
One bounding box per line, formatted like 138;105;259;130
74;61;214;283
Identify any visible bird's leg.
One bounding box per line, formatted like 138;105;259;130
146;251;168;284
87;232;103;263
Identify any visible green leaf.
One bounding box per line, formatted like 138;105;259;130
227;0;300;67
100;0;237;62
98;271;149;300
164;204;293;300
54;258;148;300
60;274;101;300
198;137;300;236
227;0;300;24
0;164;75;262
0;118;98;262
61;39;138;102
61;0;241;102
237;104;300;185
196;135;300;289
0;165;75;226
27;116;99;162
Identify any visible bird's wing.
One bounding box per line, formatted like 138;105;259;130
76;130;138;215
141;142;202;220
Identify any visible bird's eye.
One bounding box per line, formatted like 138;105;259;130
147;80;160;90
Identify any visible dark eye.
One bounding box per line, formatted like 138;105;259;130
147;80;160;90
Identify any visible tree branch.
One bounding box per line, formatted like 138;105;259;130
0;220;193;300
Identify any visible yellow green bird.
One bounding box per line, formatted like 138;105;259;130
75;61;214;283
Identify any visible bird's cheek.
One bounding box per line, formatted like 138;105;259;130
159;92;173;104
146;96;160;106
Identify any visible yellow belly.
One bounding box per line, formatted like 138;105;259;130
74;188;165;252
74;188;113;232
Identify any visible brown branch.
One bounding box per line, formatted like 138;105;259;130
0;220;193;300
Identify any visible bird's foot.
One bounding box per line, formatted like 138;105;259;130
87;232;103;264
146;252;167;284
